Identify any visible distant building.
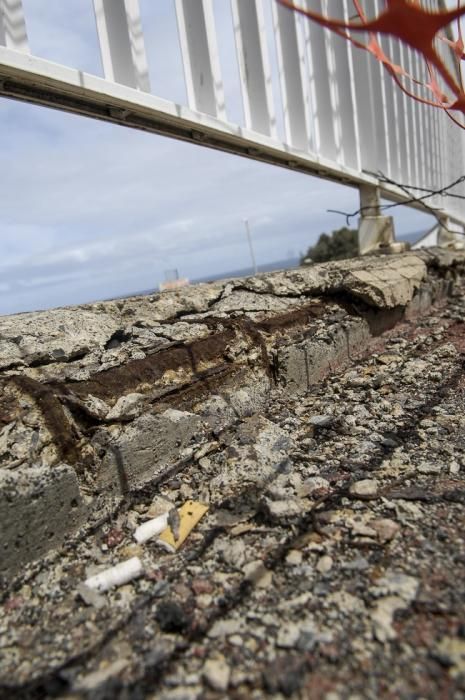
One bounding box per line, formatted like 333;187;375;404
159;278;189;292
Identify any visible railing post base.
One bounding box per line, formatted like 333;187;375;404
438;216;465;249
358;185;406;255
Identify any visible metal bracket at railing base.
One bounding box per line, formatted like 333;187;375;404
437;218;465;250
358;215;406;255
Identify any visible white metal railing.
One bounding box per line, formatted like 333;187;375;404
1;0;465;238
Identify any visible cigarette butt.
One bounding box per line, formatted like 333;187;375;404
134;512;169;543
84;556;143;592
157;500;208;552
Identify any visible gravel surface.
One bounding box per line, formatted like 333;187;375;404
1;284;465;700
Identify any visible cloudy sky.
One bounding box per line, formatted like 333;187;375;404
0;0;433;316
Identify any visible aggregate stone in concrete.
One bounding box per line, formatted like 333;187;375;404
0;464;86;578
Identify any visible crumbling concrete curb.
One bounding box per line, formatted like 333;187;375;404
0;249;464;576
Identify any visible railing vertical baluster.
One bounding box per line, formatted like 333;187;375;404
231;0;276;138
272;0;310;151
175;0;226;120
0;0;29;52
93;0;150;92
303;0;335;159
325;0;360;170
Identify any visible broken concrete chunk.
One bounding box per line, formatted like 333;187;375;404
96;409;203;491
216;538;247;569
106;393;146;422
225;379;270;418
0;464;86;578
416;461;442;474
198;395;236;431
0;307;118;369
344;256;426;308
370;572;419;642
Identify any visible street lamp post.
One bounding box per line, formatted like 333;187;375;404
244;218;258;275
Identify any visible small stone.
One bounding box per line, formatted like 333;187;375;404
217;539;246;569
434;637;465;677
301;477;331;498
277;622;301;648
103;528;125;549
76;582;106;609
262;497;302;519
4;596;24;612
77;658;129;691
371;596;405;642
191;579;213;595
203;656;231;692
146;496;174;519
342;557;369;571
373;572;419;602
179;483;194;500
316;555;333;573
309;415;333;428
83;394;110;420
417;461;442;474
378;354;401;365
229;634;244;647
243;560;273;588
286;550;303;566
196;595;213;610
349;479;379;498
208;618;243;638
371;518;400;543
263;654;307;696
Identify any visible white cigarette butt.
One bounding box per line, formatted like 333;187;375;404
134;512;169;544
84;556;143;592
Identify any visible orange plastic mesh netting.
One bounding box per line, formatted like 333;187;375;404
277;0;465;129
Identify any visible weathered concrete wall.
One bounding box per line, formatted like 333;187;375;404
1;249;464;576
